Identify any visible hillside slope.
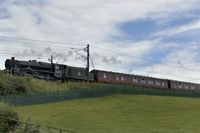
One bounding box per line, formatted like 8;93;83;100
0;73;112;95
16;95;200;133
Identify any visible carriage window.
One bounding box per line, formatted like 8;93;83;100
175;84;178;87
148;80;154;84
77;71;81;76
173;84;176;87
161;82;165;86
103;73;107;79
178;83;182;88
185;85;188;89
121;76;124;81
141;78;146;83
155;81;160;85
116;76;119;80
132;78;138;83
191;86;195;89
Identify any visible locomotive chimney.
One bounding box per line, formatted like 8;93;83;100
11;57;15;60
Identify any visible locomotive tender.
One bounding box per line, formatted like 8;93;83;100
5;57;200;91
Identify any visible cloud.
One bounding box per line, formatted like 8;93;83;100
0;0;200;82
154;20;200;38
1;0;199;41
14;47;75;63
102;56;122;65
133;43;200;83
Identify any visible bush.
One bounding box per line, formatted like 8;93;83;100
14;123;41;133
0;75;31;95
0;102;19;132
0;73;117;96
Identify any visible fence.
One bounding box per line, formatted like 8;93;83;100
0;114;76;133
0;122;77;133
1;85;200;106
14;121;77;133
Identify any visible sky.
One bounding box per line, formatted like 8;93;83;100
0;0;200;83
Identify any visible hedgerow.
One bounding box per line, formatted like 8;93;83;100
0;102;19;132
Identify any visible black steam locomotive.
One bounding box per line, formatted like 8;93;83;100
5;57;94;82
4;57;200;92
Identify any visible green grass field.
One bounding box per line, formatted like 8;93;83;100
15;95;200;133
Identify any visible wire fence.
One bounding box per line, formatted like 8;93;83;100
0;122;77;133
0;114;77;133
1;85;200;107
14;122;77;133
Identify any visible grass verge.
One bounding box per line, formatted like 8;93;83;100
0;73;112;95
15;95;200;133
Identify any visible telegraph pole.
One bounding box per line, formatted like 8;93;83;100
86;44;90;82
50;55;54;64
62;65;66;83
50;55;55;72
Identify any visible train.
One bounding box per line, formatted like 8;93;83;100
5;57;94;82
4;57;200;91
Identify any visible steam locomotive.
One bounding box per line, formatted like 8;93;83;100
5;57;200;91
5;57;94;82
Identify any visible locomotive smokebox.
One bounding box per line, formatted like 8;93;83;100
5;57;16;70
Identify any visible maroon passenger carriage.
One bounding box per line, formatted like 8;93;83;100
91;70;169;89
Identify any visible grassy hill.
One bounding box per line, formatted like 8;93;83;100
15;95;200;133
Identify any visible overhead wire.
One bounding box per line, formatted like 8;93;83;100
89;54;96;70
89;46;200;83
0;36;85;46
1;50;200;83
0;39;82;51
0;42;199;75
0;49;198;82
88;61;200;82
91;45;200;73
139;70;200;83
0;36;200;82
0;35;197;72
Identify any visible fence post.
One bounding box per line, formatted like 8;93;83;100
69;89;72;99
14;93;17;107
29;92;32;105
57;89;59;101
123;84;126;94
